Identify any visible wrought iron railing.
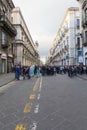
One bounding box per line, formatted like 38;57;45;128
0;14;17;36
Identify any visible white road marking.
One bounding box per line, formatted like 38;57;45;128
30;122;37;130
34;104;39;113
29;77;42;130
39;77;42;92
37;93;40;100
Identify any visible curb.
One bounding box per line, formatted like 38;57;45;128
77;74;87;80
0;79;15;87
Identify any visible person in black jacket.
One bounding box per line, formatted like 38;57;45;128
22;66;26;80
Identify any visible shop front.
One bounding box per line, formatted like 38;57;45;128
0;53;7;74
85;52;87;65
7;55;13;73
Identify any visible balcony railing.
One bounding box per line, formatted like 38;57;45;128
0;15;17;36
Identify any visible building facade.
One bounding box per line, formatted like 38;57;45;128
48;7;80;66
77;0;87;65
0;0;16;74
12;7;40;66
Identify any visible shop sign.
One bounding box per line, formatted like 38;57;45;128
1;53;7;59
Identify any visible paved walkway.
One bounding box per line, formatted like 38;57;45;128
0;73;15;87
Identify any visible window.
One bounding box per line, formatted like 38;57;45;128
11;16;13;23
77;19;80;26
2;32;6;45
66;36;68;45
77;37;80;49
76;19;80;29
85;8;87;22
85;31;87;43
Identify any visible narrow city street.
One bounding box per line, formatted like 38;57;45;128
0;74;87;130
0;0;87;129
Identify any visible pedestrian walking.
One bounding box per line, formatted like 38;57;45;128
36;66;41;78
15;65;21;80
22;66;26;80
26;66;31;79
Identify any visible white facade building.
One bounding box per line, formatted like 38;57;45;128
49;7;80;66
77;0;87;65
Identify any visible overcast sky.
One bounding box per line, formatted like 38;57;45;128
13;0;79;62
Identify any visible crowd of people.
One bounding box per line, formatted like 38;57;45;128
14;65;41;80
14;64;87;80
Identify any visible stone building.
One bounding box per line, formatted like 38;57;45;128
12;7;40;66
0;0;16;74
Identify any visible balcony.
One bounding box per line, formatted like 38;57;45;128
76;45;80;50
0;15;17;37
1;39;9;49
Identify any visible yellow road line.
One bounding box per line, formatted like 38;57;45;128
15;78;41;129
33;78;40;91
23;103;32;113
15;123;26;130
29;94;36;99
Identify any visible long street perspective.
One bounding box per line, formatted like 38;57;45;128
0;0;87;130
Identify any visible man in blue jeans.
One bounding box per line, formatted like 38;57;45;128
15;65;21;80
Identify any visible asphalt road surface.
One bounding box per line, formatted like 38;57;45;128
0;74;87;130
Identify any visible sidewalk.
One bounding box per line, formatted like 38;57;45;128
77;74;87;80
0;73;15;87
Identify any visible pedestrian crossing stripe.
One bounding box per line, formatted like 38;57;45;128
15;123;26;130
